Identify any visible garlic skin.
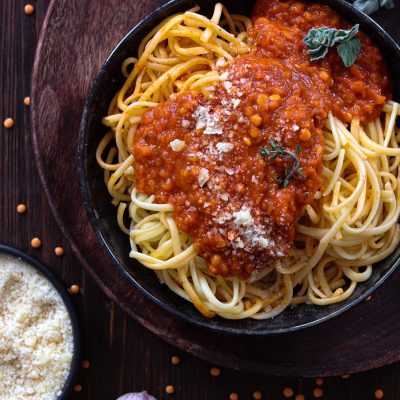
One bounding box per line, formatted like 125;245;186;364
117;391;157;400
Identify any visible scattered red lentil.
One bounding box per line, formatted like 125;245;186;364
31;237;41;248
54;246;64;256
269;94;281;101
81;359;90;369
253;390;262;399
24;96;31;106
73;384;82;392
313;387;323;398
299;128;311;142
243;136;252;146
283;387;294;398
165;385;174;394
315;378;324;386
210;367;221;377
341;374;350;379
374;389;384;399
3;118;14;128
229;393;238;400
295;395;305;400
171;356;180;365
24;4;34;15
69;284;80;295
16;204;27;214
365;295;372;302
249;126;260;138
250;114;262;127
318;70;330;82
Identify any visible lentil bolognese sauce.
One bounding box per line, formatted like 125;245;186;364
134;56;329;278
98;0;400;319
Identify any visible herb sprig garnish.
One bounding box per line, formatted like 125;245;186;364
303;24;361;67
259;139;305;188
353;0;395;15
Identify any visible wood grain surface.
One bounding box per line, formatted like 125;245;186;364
31;0;400;376
2;0;400;398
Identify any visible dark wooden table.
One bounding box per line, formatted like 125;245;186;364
2;1;400;399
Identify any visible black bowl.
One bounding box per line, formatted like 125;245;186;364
0;244;81;397
78;0;400;335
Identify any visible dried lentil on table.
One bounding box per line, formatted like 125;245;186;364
313;387;324;398
54;246;64;256
69;284;80;295
171;356;180;365
24;4;34;15
210;367;221;377
17;204;27;214
31;237;41;248
253;390;262;399
3;118;14;128
165;385;174;395
74;384;82;392
283;387;294;398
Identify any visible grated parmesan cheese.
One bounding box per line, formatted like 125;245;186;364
181;119;190;128
219;193;229;201
219;71;229;81
192;106;223;135
234;239;245;249
252;236;272;248
198;168;210;187
222;81;233;93
214;206;279;253
232;99;241;109
215;58;227;68
216;142;234;154
169;139;186;152
232;207;254;227
0;254;73;400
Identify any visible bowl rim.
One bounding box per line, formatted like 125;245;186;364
0;244;81;398
78;0;400;336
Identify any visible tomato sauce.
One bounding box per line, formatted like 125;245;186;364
132;0;391;278
253;0;390;123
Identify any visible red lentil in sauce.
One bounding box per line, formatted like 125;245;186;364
132;0;391;278
253;0;390;123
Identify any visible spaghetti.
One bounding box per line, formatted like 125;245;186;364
96;2;400;320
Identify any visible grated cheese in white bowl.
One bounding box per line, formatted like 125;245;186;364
0;254;74;400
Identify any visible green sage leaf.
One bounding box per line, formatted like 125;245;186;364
303;25;361;67
337;37;361;67
353;0;395;15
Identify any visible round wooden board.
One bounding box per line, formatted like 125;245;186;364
31;0;400;377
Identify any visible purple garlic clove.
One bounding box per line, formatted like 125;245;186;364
117;391;157;400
